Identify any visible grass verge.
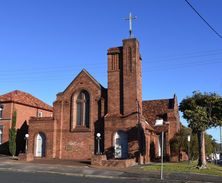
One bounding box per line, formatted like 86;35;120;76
143;161;222;176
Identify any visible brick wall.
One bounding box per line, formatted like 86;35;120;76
14;103;52;128
25;38;181;165
107;47;122;115
0;101;52;154
122;38;142;115
104;38;145;164
29;70;106;160
0;103;13;146
28;117;54;159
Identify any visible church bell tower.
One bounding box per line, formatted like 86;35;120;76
107;38;142;116
104;13;144;162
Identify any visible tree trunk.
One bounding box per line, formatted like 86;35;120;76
197;131;207;168
178;147;181;162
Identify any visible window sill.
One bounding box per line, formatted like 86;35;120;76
71;126;91;132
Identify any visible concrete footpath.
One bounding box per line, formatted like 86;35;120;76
0;156;221;183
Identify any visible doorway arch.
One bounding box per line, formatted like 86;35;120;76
114;131;128;159
35;132;46;157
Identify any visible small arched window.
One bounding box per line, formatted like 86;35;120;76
74;90;90;128
0;104;3;119
0;126;3;145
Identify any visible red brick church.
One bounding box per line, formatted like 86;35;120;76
27;38;180;167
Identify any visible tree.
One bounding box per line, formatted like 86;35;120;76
9;111;17;157
170;126;191;161
205;134;217;156
190;133;217;160
179;91;222;169
190;133;199;160
171;127;218;162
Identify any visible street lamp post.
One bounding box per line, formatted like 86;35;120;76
96;133;101;155
161;130;164;180
25;134;29;153
155;119;164;180
187;135;191;164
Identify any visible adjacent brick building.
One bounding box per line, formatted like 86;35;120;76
142;96;180;161
0;90;53;154
27;38;181;167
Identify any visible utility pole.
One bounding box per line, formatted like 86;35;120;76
187;135;191;164
220;126;222;152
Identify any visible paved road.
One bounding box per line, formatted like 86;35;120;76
0;170;172;183
0;157;221;183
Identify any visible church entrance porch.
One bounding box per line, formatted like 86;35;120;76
114;131;128;159
35;133;46;158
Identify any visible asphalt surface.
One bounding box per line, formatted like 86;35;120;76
0;155;221;183
0;171;170;183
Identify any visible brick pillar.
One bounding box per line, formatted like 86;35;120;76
107;47;122;115
122;38;142;115
146;133;151;163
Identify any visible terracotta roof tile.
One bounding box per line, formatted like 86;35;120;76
142;98;175;126
0;90;53;111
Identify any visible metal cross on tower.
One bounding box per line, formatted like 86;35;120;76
124;12;137;38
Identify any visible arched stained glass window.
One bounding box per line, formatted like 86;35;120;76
76;90;90;128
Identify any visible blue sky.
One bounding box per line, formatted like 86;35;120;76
0;0;221;142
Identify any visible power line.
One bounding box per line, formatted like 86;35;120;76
145;48;222;62
1;48;222;74
0;55;222;79
185;0;222;39
1;58;221;82
146;50;222;64
0;62;106;73
146;59;222;73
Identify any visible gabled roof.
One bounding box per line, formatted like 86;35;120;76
142;97;175;126
0;90;53;111
62;69;105;94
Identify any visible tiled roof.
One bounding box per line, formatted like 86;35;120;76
0;90;53;111
142;98;175;126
